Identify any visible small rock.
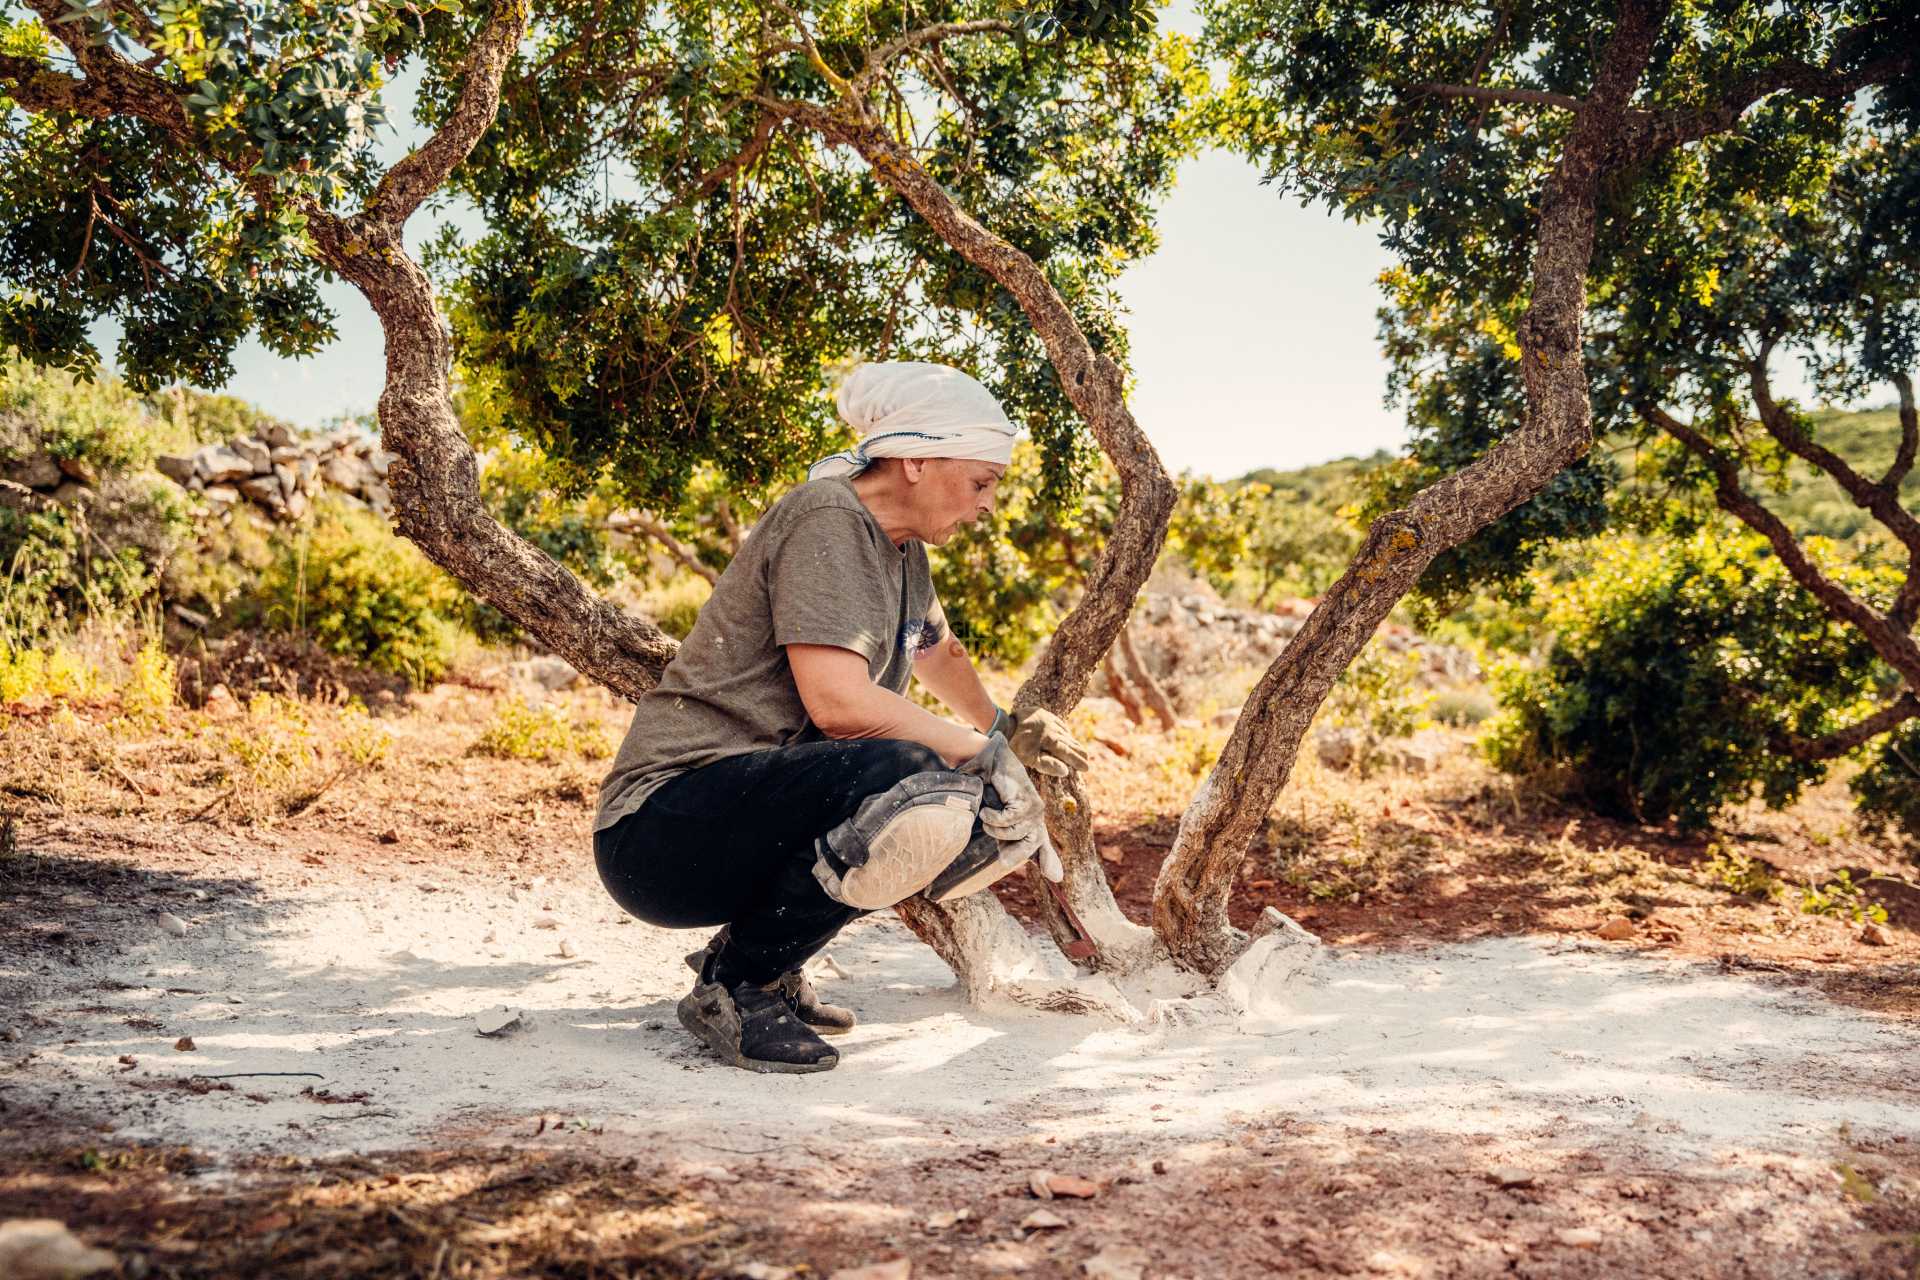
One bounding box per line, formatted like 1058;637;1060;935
1555;1227;1603;1248
924;1208;970;1230
1046;1175;1098;1199
51;481;94;508
1366;1250;1426;1276
1486;1166;1535;1189
203;684;236;714
1594;917;1636;942
0;1218;118;1279
2;451;63;490
557;940;578;959
973;1242;1036;1273
1861;922;1890;947
1020;1209;1068;1231
1080;1244;1148;1280
686;1164;736;1183
230;437;273;474
828;1262;910;1280
156;913;189;937
475;1007;523;1037
173;1037;195;1052
734;1266;799;1280
532;917;561;931
154;454;197;486
377;828;400;845
1028;1171;1055;1200
195;445;255;485
116;1055;135;1068
1314;726;1366;771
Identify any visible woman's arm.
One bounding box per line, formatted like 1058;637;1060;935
788;643;987;767
911;629;999;733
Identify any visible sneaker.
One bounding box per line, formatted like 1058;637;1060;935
676;973;840;1074
771;968;856;1036
685;931;856;1035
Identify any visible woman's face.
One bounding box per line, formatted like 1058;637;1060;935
911;458;1006;545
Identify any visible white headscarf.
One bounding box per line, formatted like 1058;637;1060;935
807;361;1018;481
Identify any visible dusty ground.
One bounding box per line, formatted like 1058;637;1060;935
3;671;1920;1278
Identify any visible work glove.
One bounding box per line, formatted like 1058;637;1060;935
959;734;1064;882
989;706;1091;778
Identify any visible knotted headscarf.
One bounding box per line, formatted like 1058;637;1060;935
807;361;1018;481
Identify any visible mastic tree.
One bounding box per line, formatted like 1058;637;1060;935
0;0;1205;983
1375;65;1920;828
1140;0;1918;972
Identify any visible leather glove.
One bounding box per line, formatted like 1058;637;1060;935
958;735;1064;882
989;706;1091;777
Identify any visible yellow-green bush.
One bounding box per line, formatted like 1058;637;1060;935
256;500;470;687
473;697;612;762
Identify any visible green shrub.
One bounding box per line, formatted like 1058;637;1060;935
1429;686;1495;727
1484;528;1892;829
256;500;468;686
1850;723;1920;846
0;361;194;639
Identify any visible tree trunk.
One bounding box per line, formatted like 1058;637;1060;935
1117;622;1177;731
1104;650;1145;724
1149;0;1670;974
307;218;679;704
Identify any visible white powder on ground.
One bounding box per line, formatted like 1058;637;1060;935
6;864;1915;1169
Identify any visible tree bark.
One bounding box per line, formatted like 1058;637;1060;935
307;219;680;702
1150;0;1673;974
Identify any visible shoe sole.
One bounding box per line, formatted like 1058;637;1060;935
676;985;840;1075
833;803;978;909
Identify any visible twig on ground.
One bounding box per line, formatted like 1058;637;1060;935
187;787;232;822
199;1071;327;1080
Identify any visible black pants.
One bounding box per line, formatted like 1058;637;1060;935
595;738;951;986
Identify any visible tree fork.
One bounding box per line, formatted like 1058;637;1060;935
767;95;1176;968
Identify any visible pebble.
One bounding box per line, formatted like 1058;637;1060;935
558;940;578;959
475;1007;523;1037
156;913;189;937
1594;917;1636;941
1486;1166;1535;1188
0;1218;117;1279
1555;1227;1603;1248
1020;1209;1068;1231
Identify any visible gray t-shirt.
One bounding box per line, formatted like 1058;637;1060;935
595;476;944;831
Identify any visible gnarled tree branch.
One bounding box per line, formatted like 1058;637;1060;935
1776;693;1920;761
367;0;530;226
1408;82;1584;111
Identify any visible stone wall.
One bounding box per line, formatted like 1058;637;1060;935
154;424;393;521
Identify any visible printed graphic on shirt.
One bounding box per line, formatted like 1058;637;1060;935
901;617;944;658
